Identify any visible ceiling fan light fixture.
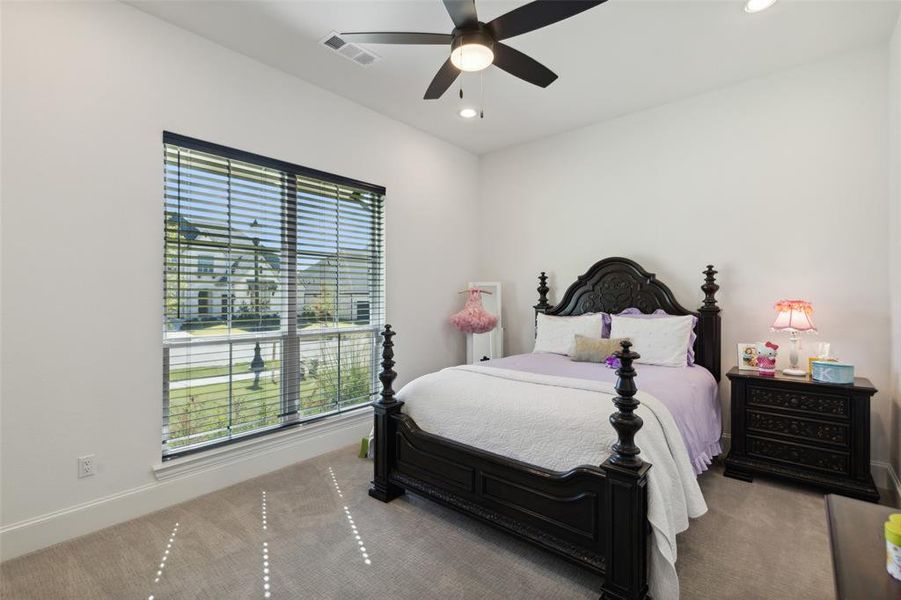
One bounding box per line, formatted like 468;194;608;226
450;30;494;72
744;0;777;13
450;42;494;72
458;107;478;119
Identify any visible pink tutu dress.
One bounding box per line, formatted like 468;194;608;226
450;289;498;334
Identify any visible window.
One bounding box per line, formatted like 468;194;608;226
162;132;385;457
197;290;210;315
197;255;214;274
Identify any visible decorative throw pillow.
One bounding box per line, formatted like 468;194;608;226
533;313;607;355
609;314;694;367
569;335;628;363
616;308;698;365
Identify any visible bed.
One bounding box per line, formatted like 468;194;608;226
369;257;722;600
481;353;722;476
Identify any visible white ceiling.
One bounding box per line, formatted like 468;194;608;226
129;0;900;154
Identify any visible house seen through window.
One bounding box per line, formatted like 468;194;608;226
162;133;385;457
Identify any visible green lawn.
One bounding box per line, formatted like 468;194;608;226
186;320;365;337
167;323;376;449
167;369;370;450
186;324;251;337
171;321;372;382
169;360;282;382
299;321;363;330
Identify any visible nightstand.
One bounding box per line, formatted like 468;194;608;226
724;367;879;502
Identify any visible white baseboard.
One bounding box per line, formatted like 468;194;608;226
720;432;732;454
0;410;372;562
871;461;901;500
719;433;901;500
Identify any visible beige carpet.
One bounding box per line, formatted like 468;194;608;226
1;446;891;599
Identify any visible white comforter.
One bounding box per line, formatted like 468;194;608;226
397;365;707;600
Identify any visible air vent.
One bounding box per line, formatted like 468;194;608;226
320;31;380;67
323;34;345;50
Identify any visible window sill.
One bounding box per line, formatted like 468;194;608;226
152;407;373;481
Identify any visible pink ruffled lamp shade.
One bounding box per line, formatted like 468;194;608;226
450;289;498;334
771;299;816;333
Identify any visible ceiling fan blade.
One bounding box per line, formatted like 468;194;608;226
492;43;557;88
487;0;607;41
424;58;461;99
442;0;479;29
339;32;453;45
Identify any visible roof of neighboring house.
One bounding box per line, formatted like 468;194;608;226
168;215;375;295
167;213;280;273
298;256;372;296
169;214;201;241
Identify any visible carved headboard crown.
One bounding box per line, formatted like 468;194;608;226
536;258;722;380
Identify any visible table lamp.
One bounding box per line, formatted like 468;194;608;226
771;299;817;376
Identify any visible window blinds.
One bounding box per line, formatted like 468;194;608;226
163;133;385;457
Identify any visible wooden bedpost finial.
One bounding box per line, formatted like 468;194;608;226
697;264;723;382
534;272;550;312
378;324;398;406
609;340;644;469
701;264;720;312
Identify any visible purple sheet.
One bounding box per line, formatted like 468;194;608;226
486;353;722;475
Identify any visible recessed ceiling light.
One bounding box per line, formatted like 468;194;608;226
459;107;478;119
745;0;777;13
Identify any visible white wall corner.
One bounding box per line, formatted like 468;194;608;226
888;6;901;496
871;460;901;501
0;410;372;561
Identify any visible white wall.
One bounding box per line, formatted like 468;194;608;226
890;14;901;478
478;47;893;466
0;1;478;558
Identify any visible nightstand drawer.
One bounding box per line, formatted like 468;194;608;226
747;436;850;476
747;385;848;419
746;410;849;448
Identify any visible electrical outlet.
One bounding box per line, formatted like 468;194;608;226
77;454;95;478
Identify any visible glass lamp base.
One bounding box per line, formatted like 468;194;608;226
782;368;806;377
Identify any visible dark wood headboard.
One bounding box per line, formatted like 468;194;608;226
533;257;722;381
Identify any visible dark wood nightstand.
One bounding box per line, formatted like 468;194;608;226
724;367;879;502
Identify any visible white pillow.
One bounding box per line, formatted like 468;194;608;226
534;313;607;355
608;314;693;367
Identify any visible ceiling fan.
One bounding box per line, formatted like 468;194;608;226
341;0;607;99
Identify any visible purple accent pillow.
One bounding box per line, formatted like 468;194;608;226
567;312;611;337
615;308;698;366
600;312;612;338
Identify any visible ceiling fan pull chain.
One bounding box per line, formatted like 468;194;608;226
460;43;465;99
480;71;485;119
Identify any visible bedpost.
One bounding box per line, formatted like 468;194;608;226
697;264;722;381
534;271;550;313
607;341;645;469
534;271;550;334
369;324;405;503
600;340;650;600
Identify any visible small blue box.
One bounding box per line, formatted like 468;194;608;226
811;361;855;384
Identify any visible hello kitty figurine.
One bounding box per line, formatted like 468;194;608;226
756;341;779;376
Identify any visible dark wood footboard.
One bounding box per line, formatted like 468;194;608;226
369;325;651;600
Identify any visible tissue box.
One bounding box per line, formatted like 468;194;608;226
807;356;837;375
811;361;855;384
